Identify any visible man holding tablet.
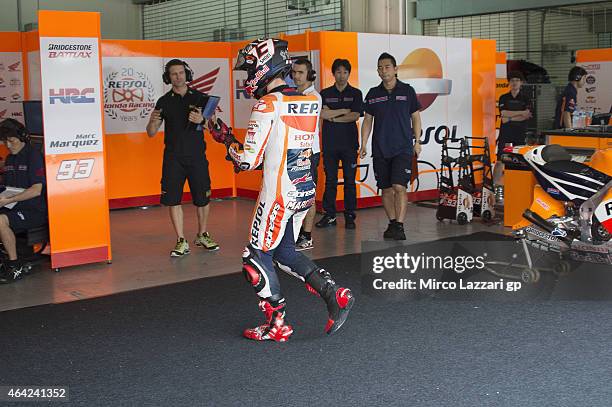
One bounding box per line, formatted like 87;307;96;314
147;59;220;257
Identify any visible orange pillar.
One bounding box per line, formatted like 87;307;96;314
39;10;111;268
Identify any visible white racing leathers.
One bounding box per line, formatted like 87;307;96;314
229;87;322;299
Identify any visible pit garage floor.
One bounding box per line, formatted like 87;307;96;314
0;199;506;312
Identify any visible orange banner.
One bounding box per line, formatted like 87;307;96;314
39;10;111;268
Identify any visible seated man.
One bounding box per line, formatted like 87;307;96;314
0;119;47;284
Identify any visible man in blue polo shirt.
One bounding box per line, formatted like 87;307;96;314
360;52;422;240
554;66;587;129
313;58;363;234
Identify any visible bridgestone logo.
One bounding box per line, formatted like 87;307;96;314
48;44;92;51
525;227;560;242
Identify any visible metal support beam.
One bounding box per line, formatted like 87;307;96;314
416;0;604;20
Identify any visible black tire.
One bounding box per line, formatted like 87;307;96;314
553;260;571;275
521;268;535;284
592;219;611;242
481;210;492;223
521;268;540;284
457;212;468;225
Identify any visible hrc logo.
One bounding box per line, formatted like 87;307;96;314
49;88;95;104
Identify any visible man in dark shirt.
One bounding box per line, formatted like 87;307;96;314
290;58;325;252
360;53;422;241
0;119;47;284
554;66;587;129
147;59;219;257
493;71;532;187
313;58;363;233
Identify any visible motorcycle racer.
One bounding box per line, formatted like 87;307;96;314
210;38;354;341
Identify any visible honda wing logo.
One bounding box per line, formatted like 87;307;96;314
188;68;220;94
8;61;21;72
49;88;95;104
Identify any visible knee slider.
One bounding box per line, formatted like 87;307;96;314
243;264;261;286
242;246;269;295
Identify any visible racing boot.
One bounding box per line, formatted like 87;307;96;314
305;269;355;335
243;296;293;342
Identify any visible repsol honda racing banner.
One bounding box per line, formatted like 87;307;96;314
102;56;231;135
102;57;164;135
39;10;111;268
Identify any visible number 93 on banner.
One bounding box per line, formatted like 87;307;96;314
56;158;95;180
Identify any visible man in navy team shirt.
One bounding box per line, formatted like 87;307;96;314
0;119;47;284
311;58;363;235
360;52;422;241
553;66;587;129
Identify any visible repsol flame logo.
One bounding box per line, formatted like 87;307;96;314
398;48;452;111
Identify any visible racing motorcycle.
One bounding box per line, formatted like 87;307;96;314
489;144;612;283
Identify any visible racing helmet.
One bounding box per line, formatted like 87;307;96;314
234;38;291;99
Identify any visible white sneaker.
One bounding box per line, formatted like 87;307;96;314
296;234;313;251
171;238;191;257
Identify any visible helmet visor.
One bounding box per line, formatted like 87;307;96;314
234;52;256;71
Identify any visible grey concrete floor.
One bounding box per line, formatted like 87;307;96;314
0;198;507;312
